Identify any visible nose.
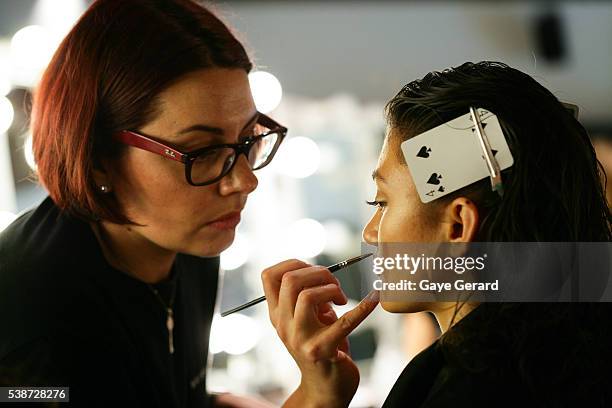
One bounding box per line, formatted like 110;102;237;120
362;211;380;246
218;153;258;196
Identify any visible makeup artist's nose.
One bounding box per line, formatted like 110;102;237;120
362;212;380;246
219;154;258;196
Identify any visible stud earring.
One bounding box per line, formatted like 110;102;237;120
99;185;111;193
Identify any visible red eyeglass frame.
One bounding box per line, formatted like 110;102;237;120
113;113;288;186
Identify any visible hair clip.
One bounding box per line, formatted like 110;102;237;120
469;107;504;197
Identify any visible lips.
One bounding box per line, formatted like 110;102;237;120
207;211;242;230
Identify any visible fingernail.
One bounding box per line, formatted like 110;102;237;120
364;290;380;303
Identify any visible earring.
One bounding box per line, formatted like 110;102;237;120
99;185;111;193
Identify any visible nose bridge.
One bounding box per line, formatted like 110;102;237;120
231;152;253;177
220;150;258;194
236;142;251;158
234;139;257;164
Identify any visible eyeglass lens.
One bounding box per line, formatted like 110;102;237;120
190;132;280;184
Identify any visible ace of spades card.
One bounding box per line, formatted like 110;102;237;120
400;108;514;203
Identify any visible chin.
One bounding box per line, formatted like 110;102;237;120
184;229;236;258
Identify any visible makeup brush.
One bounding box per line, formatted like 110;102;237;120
221;253;373;317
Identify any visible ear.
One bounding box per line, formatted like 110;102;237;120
440;197;479;242
92;157;112;190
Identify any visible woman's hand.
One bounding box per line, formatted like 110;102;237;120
261;259;379;408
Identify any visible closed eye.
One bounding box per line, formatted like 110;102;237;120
366;200;387;208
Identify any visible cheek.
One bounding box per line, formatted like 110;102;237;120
379;207;421;242
379;205;438;243
112;152;215;224
112;154;230;255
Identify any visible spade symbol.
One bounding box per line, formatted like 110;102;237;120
438;186;445;192
416;146;432;158
471;123;488;132
480;149;498;160
427;173;442;185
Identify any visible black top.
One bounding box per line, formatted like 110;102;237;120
0;196;219;407
382;306;526;408
382;303;612;408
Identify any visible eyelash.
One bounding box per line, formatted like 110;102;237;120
366;200;387;208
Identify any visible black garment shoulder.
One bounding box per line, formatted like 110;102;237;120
382;304;612;408
381;306;526;408
0;197;219;408
382;339;527;408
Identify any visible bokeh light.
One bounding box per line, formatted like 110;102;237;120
248;71;283;113
209;313;260;355
0;73;10;97
274;136;321;178
9;25;54;87
220;232;250;271
287;218;326;258
23;133;37;171
32;0;85;39
322;220;353;256
0;96;14;134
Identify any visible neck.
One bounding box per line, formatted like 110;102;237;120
432;301;479;333
90;220;177;284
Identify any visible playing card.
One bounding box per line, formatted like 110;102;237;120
401;108;513;203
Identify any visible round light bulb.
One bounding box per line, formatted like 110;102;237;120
0;97;14;134
248;71;283;114
287;218;326;259
275;136;320;178
221;232;250;271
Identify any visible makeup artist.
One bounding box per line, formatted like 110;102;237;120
0;1;284;407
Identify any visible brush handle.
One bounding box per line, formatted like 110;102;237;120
220;253;372;317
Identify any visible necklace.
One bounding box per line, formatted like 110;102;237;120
147;280;178;355
89;221;179;355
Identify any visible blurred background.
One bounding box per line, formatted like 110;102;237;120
0;1;611;407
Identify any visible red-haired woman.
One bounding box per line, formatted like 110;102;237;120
0;1;284;407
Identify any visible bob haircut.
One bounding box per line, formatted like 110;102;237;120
31;0;252;224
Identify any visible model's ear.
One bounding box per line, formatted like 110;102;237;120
440;197;479;242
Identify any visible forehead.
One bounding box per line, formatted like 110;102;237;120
376;129;418;194
155;68;255;127
378;128;406;170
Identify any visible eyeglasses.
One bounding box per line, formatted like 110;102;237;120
113;113;287;186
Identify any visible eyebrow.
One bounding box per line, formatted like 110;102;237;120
176;112;260;137
371;169;387;183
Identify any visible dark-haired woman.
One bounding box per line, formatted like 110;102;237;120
261;61;612;407
0;1;282;407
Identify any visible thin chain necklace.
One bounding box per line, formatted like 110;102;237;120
147;281;178;355
91;221;179;355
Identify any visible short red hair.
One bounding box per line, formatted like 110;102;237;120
31;0;252;223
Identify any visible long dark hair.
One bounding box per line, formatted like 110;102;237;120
385;61;612;404
385;61;611;242
32;0;252;223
